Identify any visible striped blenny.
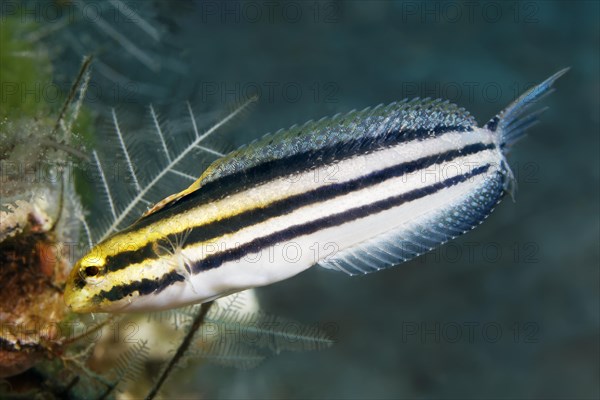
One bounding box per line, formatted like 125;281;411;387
65;69;567;312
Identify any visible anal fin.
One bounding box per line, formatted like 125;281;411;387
318;171;506;276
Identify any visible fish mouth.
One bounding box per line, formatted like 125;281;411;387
63;290;85;313
63;281;95;313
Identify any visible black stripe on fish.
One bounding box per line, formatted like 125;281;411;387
127;125;472;231
94;270;185;304
191;164;492;273
104;142;494;274
96;164;491;303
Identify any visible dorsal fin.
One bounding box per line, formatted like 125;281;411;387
139;98;476;219
197;98;476;187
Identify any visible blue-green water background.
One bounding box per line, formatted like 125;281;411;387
20;0;600;398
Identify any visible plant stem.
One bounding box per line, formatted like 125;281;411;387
145;301;214;400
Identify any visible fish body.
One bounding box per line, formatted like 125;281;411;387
65;69;567;313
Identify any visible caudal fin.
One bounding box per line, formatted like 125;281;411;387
485;68;569;149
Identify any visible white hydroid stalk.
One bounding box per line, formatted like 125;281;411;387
93;150;117;221
150;104;171;163
99;96;256;241
112;108;141;192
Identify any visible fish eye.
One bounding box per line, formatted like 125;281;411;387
84;266;99;277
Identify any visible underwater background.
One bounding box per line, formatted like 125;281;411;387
2;0;599;398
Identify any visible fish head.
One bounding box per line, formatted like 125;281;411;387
64;232;145;313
